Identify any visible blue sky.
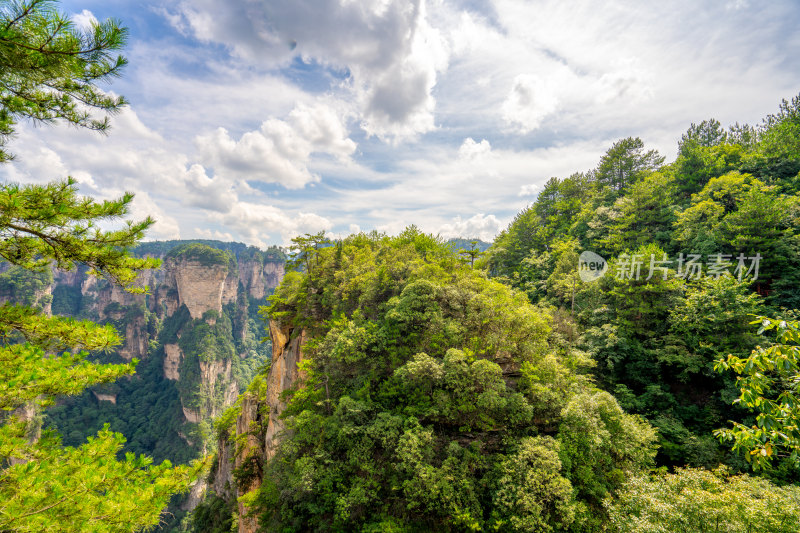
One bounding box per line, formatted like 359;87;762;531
2;0;799;246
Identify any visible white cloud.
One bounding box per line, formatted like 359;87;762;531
518;184;541;197
209;202;333;247
375;219;411;236
4;146;70;184
129;192;181;240
438;214;504;242
195;103;356;189
727;0;749;10
164;0;451;141
360;1;450;140
458;138;492;159
4;0;798;250
194;228;235;242
71;9;98;30
182;164;239;212
501;74;560;133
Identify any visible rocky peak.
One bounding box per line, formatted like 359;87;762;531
213;319;307;533
167;258;230;320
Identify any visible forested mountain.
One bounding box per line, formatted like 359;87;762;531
485;98;800;477
188;95;800;532
447;238;492;253
198;229;657;532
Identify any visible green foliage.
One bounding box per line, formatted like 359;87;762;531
447;238;491;254
673;142;747;198
601;171;678;255
679;118;729;152
558;391;656;507
456;240;486;268
488;436;578;532
606;467;800;532
0;181;200;531
0;264;52;307
0;179;159;290
0;425;198;533
715;317;800;469
45;348;197;464
50;281;82;315
0;3;207;529
133;239;286;263
0;0;128;162
166;242;234;268
594;137;664;199
482;92;800;474
758;94;800;161
179;312;236;364
487;206;548;281
667;277;764;380
286;230;330;272
186;492;237;533
0;342;130;411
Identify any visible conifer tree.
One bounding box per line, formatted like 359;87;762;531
0;2;200;530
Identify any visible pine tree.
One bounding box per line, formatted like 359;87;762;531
0;2;201;530
0;0;128;162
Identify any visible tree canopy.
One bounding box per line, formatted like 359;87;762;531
483;93;800;473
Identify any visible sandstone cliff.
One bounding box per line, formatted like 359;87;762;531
167;258;230;320
29;241;285;453
212;319;307;533
262;321;307;462
10;241;287;527
163;344;183;380
238;260;286;300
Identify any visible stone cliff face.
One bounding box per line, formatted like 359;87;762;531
238;261;286;300
262;321;307;461
118;316;149;361
11;241;287;523
37;244;285;451
79;275;149;361
167;258;230;320
92;391;117;404
180;358;240;428
163;344;183;380
212;319;306;533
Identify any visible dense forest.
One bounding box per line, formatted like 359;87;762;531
485;101;800;478
44;240;283;463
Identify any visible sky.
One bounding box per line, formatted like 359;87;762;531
2;0;799;247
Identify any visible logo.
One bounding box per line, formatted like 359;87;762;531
578;251;608;282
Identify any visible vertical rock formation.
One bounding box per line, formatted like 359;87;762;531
238;260;286;300
118;317;149;361
262;321;307;462
92;391;117;404
168;259;230;320
213;319;307;533
163;344;183;380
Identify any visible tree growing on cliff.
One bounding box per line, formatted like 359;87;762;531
0;1;200;530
